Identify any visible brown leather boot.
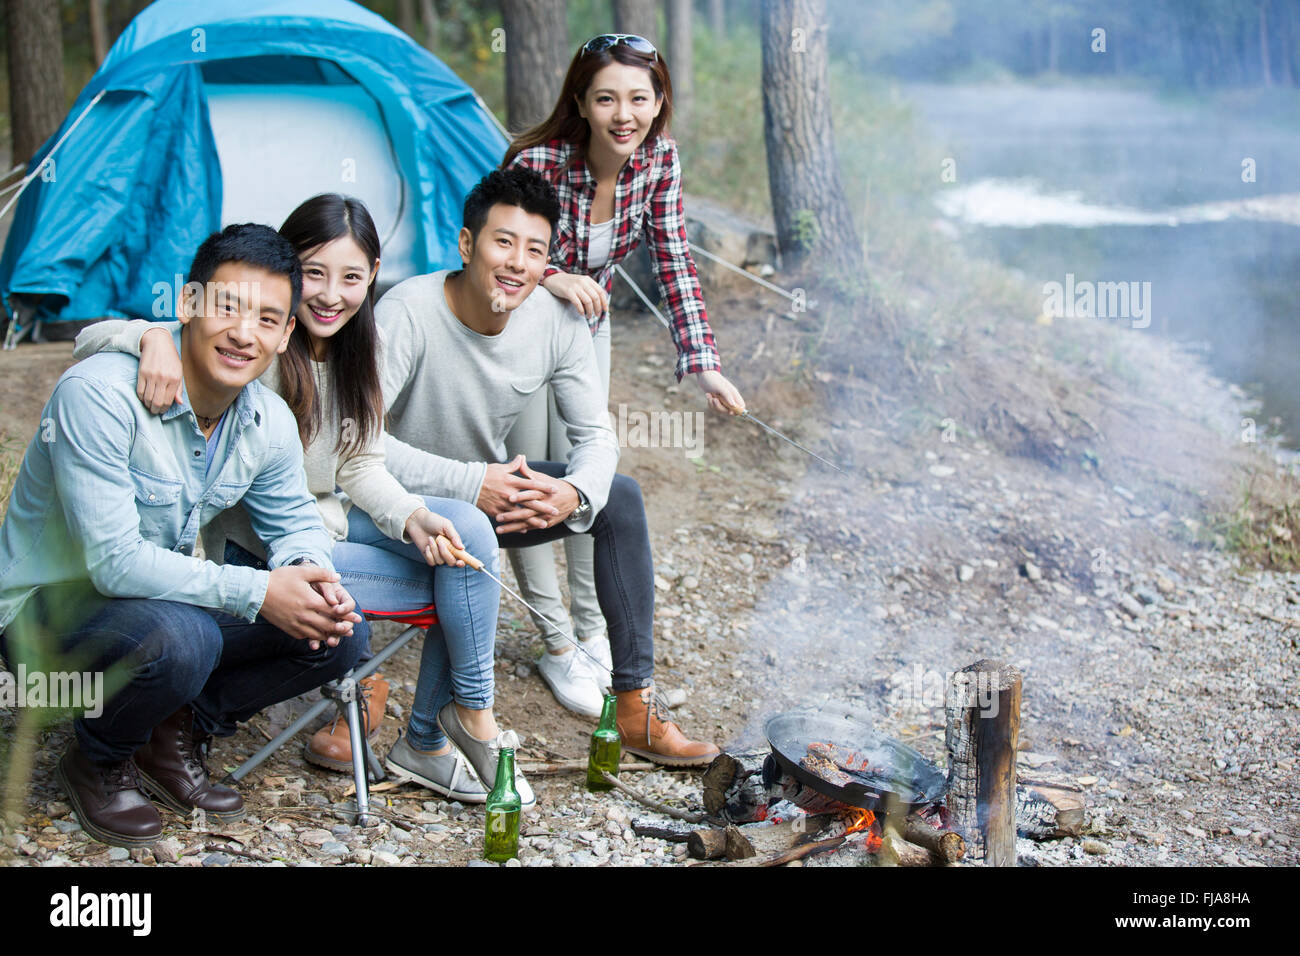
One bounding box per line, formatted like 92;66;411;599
305;674;389;772
57;742;163;848
133;706;245;823
616;686;721;767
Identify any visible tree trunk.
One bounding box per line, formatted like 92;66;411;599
665;0;693;128
5;0;67;165
759;0;862;279
501;0;570;135
88;0;109;67
709;0;725;35
613;0;658;45
418;0;438;51
396;0;418;37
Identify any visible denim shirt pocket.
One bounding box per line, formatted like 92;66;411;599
128;466;184;542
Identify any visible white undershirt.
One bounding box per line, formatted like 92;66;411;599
587;217;615;270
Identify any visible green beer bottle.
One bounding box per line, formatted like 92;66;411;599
483;745;521;863
587;693;621;792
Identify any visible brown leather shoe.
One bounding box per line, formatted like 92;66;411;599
57;743;162;848
133;706;245;823
305;674;389;772
616;686;721;767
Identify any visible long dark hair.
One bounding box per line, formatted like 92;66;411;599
502;39;674;167
276;194;383;459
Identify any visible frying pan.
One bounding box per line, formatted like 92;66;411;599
764;708;948;813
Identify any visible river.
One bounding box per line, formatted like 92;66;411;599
904;82;1300;444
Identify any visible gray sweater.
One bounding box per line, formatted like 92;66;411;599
377;271;619;532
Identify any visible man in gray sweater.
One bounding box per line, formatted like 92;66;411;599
377;169;718;767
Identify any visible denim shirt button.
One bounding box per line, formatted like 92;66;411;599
148;493;156;501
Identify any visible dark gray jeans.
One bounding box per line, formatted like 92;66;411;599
494;463;654;693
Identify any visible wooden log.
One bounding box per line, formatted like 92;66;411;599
631;818;696;843
687;828;727;860
945;660;1022;866
903;815;965;863
701;750;772;822
724;825;757;860
1016;783;1086;840
876;831;931;867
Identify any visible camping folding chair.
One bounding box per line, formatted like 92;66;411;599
222;605;435;826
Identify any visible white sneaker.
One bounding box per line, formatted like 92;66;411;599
579;633;613;693
537;647;604;718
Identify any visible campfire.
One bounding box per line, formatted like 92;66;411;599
626;658;1086;866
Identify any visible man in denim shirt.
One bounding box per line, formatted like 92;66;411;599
0;224;365;847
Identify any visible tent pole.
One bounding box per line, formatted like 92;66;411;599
0;90;106;224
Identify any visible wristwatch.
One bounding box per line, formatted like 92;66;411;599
569;488;591;522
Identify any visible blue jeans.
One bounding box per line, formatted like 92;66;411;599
332;496;499;751
0;581;365;765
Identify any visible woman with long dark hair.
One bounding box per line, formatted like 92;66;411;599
500;34;745;718
73;196;531;808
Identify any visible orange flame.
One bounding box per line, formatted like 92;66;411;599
843;809;883;852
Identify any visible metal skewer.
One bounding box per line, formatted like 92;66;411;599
432;534;612;676
725;404;849;476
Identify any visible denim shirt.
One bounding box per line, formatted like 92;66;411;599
0;326;334;632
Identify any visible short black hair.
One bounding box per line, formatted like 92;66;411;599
462;167;560;243
186;223;303;319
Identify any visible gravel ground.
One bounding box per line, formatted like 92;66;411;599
2;280;1297;867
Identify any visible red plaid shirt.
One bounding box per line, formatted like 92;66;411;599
509;136;721;380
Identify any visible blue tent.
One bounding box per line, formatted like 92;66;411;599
0;0;506;331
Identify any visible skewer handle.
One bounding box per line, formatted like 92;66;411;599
434;534;484;571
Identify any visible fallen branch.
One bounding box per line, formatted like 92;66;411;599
599;770;706;824
202;842;273;863
519;760;656;774
755;835;845;867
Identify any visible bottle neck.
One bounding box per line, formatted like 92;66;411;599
493;747;517;792
597;694;618;731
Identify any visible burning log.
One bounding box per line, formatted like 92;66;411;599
903;814;966;863
877;831;932;867
945;660;1022;866
701;750;772;822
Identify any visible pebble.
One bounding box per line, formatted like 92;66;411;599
298;829;332;847
1119;594;1146;618
372;851;401;866
1081;839;1108;855
153;838;182;864
662;688;688;708
514;664;531;679
202;853;231;867
52;819;81;834
321;841;349;857
330;824;351;838
107;847;130;862
1023;562;1042;582
958;564;975;582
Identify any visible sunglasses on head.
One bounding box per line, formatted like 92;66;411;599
581;34;658;61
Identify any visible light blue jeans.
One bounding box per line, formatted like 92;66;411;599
332;496;499;751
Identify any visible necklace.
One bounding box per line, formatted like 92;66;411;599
195;410;223;430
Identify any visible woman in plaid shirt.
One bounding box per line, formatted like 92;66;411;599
500;34;746;717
